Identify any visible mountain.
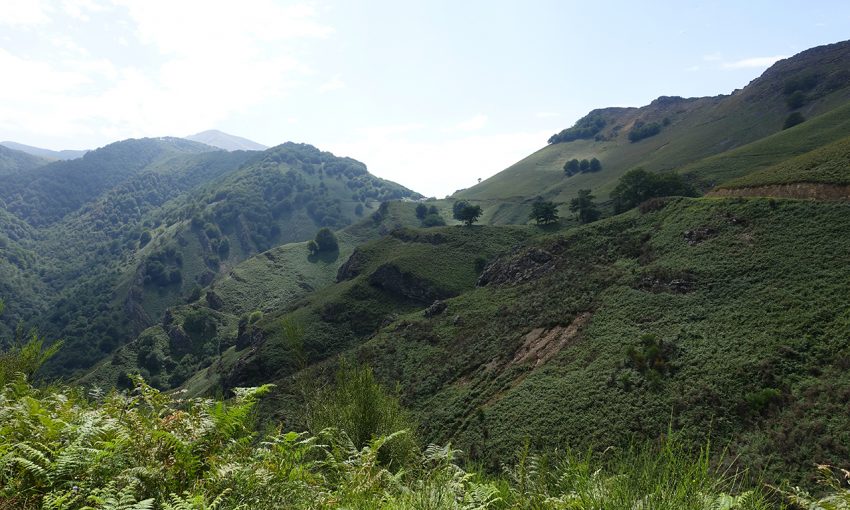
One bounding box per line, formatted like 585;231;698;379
0;140;87;160
456;39;850;224
0;136;420;375
5;38;850;492
0;144;49;176
70;39;850;488
185;129;268;151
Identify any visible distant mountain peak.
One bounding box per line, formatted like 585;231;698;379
184;130;268;151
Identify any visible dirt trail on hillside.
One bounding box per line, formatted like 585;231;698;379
709;182;850;200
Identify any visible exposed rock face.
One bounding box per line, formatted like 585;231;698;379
683;227;717;245
368;263;449;303
423;300;447;318
205;290;224;310
235;318;264;350
337;248;370;281
477;247;556;286
636;270;696;294
167;325;192;355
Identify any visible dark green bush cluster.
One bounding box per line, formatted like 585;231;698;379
548;112;607;144
563;157;602;176
628;120;663;142
611;168;698;213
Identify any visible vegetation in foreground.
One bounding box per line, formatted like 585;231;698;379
2;338;849;509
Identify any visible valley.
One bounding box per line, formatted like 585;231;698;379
2;36;850;509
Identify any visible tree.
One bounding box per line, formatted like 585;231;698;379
564;159;580;176
415;203;428;220
579;159;591;173
138;230;152;247
529;200;559;225
569;189;601;224
314;227;339;252
589;157;602;172
610;168;697;214
421;213;446;227
307;240;319;256
452;201;483;226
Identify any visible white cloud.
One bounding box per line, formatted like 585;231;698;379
326;126;549;197
722;55;787;69
1;0;53;26
318;75;345;93
702;52;722;62
0;1;333;144
451;114;488;132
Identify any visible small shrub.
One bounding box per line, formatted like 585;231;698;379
783;112;805;129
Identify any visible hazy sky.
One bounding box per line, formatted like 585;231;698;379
2;1;849;196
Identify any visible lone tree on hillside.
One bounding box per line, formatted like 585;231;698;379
529;200;559;225
564;159;580;176
610;168;697;214
415;203;428;220
589;157;602;172
313;227;339;252
569;189;601;224
452;201;483;226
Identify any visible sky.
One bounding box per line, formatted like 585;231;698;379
1;1;849;196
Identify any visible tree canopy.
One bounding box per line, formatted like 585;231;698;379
314;227;338;252
610;168;697;213
452;201;483;226
569;189;601;224
529;200;559;225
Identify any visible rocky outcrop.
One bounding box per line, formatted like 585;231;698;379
423;300;447;318
368;263;450;303
477;247;556;286
337;248;370;281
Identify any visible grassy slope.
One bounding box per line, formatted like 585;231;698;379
259;196;850;485
714;133;850;188
454;40;850;224
681;102;850;187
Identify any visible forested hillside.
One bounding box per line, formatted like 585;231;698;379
0;139;419;376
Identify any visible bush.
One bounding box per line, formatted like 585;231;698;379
548;112;607;144
307;361;418;469
421;213;446;227
628;121;662;142
415;203;428;220
783;112;805;129
314;227;339;252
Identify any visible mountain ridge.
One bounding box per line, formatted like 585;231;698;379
185;129;268;151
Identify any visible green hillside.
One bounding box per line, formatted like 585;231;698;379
78;201;433;393
455;40;850;224
713;133;850;190
227;196;850;485
0;138;419;376
0;144;48;176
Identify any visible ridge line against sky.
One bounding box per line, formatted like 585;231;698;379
1;0;849;196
